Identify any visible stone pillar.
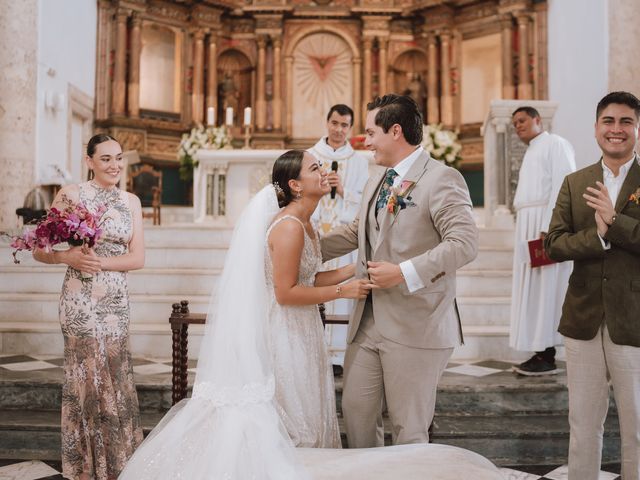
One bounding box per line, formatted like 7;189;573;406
352;58;362;132
440;30;453;126
378;37;388;96
501;14;515;99
427;33;439;124
516;12;532;99
127;13;142;118
111;9;128;116
0;0;37;229
207;33;218;124
285;55;293;137
362;38;373;121
272;37;282;131
256;36;267;131
192;29;206;124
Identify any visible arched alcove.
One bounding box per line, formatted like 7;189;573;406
217;49;253;127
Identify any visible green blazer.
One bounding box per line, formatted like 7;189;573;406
545;157;640;346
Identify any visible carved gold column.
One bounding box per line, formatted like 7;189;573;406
362;38;373;121
207;33;218;123
378;37;388;96
516;12;532;99
192;29;206;124
256;36;267;131
501;14;515;99
95;1;112;119
111;9;128;116
352;58;362;132
426;33;439;124
272;37;282;131
440;30;454;126
127;13;141;118
285;55;293;137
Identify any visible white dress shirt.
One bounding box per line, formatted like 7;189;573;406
391;146;427;293
599;155;637;249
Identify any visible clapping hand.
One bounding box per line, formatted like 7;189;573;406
583;181;615;236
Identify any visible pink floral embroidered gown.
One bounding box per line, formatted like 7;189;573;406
59;181;143;480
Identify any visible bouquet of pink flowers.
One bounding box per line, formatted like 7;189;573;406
5;199;107;264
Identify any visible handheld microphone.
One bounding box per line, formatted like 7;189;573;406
330;160;338;199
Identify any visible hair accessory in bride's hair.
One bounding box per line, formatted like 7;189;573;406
273;182;284;196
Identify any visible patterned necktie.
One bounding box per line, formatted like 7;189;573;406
375;168;399;216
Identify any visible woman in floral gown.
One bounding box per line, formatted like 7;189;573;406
34;134;145;480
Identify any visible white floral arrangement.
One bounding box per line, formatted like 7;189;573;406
421;124;462;169
178;124;232;181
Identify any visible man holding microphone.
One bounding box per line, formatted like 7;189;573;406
310;104;370;369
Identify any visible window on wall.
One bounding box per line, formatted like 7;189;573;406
460;33;502;125
139;24;182;114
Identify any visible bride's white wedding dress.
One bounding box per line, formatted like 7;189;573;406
119;185;504;480
266;215;341;448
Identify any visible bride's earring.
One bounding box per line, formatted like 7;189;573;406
296;189;303;199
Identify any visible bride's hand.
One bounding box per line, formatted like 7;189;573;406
341;263;356;279
57;246;102;274
339;278;375;299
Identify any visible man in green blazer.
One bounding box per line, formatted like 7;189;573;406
545;91;640;480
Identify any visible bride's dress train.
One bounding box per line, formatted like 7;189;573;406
118;185;504;480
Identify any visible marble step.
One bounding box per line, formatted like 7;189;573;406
0;266;511;298
0;409;620;467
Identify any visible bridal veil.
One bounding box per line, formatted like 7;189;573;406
119;185;310;479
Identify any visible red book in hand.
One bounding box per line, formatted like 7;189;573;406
528;238;557;268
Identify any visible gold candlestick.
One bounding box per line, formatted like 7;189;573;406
242;124;252;150
223;125;233;149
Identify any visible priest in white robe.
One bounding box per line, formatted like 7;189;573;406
509;106;576;375
309;104;370;366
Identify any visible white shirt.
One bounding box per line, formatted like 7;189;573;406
392;146;426;293
599;155;637;249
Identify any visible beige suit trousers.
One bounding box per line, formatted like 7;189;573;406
342;300;453;448
564;325;640;480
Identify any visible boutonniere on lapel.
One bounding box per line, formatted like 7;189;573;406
629;187;640;205
386;179;417;215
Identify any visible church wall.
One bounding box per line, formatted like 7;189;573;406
608;0;640;94
36;0;97;184
0;0;38;230
547;0;608;168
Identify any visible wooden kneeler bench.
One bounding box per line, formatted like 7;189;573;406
170;300;350;405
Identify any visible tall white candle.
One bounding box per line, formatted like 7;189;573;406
225;107;233;126
207;107;215;126
243;107;252;126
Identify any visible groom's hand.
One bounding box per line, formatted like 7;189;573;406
367;261;404;289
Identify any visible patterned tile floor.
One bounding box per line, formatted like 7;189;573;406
0;354;622;479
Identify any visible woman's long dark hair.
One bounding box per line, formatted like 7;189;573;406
271;150;305;208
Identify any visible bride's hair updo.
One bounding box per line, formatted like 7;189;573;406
272;150;305;208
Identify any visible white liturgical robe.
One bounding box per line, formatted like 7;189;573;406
510;131;576;352
309;137;369;363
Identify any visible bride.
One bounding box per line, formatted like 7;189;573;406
120;150;372;478
119;150;504;480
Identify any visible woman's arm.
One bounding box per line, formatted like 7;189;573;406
97;193;145;272
269;219;372;306
314;263;355;287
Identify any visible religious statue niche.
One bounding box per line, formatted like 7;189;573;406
139;23;183;115
292;32;354;139
217;49;253;127
392;50;428;121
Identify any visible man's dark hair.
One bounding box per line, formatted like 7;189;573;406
596;91;640;120
327;104;354;126
512;106;541;119
367;94;423;145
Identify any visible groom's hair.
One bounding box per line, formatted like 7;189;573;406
596;91;640;120
272;150;305;208
367;94;423;145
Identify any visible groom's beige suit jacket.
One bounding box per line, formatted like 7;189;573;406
321;151;478;349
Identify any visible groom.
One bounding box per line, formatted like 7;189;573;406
321;94;478;447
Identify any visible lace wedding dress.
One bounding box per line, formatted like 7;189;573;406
265;215;341;448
